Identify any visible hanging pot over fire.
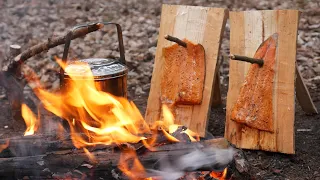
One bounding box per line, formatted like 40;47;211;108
60;22;128;97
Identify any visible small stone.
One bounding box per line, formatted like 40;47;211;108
138;16;145;23
81;163;93;169
135;32;145;38
94;49;112;58
40;74;50;83
234;150;250;174
303;69;316;79
313;64;320;73
37;161;44;166
135;86;145;95
42;168;50;172
51;79;60;91
309;24;320;29
128;70;138;77
4;126;8;129
273;169;282;174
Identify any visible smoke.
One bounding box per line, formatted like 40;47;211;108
146;147;235;180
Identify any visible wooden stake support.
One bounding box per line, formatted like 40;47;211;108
295;65;318;114
224;10;314;154
145;5;228;137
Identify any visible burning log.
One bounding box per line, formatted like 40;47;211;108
0;134;227;157
0;134;74;157
0;138;233;179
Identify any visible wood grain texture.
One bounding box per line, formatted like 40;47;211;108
225;10;300;154
145;5;227;136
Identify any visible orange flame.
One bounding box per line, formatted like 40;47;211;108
118;149;146;179
210;168;228;180
21;103;39;136
0;140;9;153
83;147;97;163
22;58;196;147
21;57;203;179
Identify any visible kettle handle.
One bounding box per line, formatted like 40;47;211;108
62;22;126;65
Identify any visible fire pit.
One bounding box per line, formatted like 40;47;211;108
0;106;234;179
0;22;235;179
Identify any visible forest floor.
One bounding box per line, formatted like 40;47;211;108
0;0;320;179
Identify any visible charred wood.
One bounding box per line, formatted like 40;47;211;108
0;134;227;157
0;138;232;178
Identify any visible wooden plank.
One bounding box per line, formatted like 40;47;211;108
225;10;300;154
145;5;228;136
296;65;318;114
145;5;177;125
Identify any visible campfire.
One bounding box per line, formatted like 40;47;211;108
0;57;234;179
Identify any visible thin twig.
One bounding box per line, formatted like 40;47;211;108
164;35;187;47
229;54;264;67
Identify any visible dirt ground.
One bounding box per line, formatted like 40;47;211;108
0;0;320;179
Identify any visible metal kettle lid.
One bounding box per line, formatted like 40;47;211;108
64;58;128;79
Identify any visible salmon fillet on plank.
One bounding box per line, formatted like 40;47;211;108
160;39;206;108
231;33;278;132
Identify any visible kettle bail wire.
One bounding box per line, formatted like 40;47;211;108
60;22;126;87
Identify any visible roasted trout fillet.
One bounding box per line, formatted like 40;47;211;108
160;39;205;108
231;33;278;132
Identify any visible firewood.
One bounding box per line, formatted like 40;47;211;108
0;138;232;178
0;134;74;157
0;132;228;158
